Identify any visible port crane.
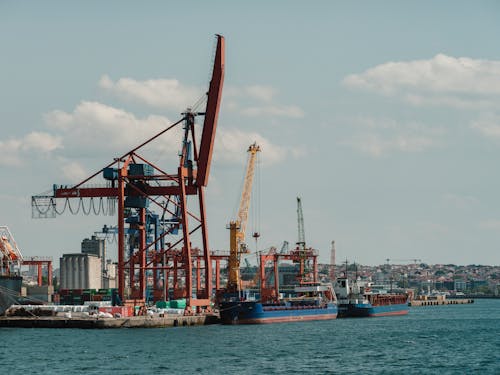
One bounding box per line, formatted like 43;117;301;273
226;143;260;293
329;240;336;281
0;226;23;276
295;197;312;283
31;35;225;312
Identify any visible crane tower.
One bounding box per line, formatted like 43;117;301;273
296;197;305;251
31;35;225;312
227;142;260;292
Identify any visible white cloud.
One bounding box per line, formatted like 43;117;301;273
99;75;202;111
244;85;277;102
220;84;305;118
60;161;89;182
340;117;442;157
22;131;62;152
343;54;500;109
44;101;183;160
215;128;288;165
0;132;62;166
471;113;500;139
100;76;303;119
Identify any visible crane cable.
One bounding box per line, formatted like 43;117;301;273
45;197;116;216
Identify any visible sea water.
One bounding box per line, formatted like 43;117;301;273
0;299;498;374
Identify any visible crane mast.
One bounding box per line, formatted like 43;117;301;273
296;197;306;250
227;142;260;292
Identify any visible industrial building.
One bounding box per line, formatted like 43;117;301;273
59;253;101;290
81;235;107;284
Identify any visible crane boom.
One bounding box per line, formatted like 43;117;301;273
227;143;261;292
296;197;305;250
197;35;225;187
237;143;260;241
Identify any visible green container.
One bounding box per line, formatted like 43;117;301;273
156;301;169;309
169;299;186;309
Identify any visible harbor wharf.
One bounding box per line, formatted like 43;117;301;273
0;314;220;328
410;298;474;307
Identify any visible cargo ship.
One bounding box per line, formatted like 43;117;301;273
0;275;23;315
334;277;409;318
219;283;338;324
1;227;24;315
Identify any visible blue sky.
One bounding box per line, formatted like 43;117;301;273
1;1;500;266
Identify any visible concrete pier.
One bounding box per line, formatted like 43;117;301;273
0;314;220;328
409;298;474;307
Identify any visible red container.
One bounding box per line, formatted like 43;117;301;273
98;306;133;317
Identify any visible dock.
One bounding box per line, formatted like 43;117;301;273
409;298;474;307
0;314;220;328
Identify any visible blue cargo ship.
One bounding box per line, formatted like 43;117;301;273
219;284;338;324
334;278;409;318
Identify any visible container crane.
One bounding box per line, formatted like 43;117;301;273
31;35;225;313
296;197;306;251
279;240;289;254
227;142;261;293
295;197;310;282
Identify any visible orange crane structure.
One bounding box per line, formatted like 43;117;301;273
226;143;260;293
31;35;225;313
0;226;23;276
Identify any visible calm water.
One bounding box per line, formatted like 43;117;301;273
1;299;499;374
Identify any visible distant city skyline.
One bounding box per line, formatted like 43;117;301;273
1;1;500;266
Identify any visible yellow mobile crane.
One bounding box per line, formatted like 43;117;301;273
227;142;260;292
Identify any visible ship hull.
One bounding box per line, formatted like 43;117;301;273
219;301;338;324
339;302;408;318
0;275;22;315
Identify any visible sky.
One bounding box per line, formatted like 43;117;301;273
1;1;500;266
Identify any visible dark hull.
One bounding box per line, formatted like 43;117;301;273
338;302;408;318
0;275;22;315
219;301;338;324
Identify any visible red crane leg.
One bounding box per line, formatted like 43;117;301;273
215;260;220;290
178;167;193;304
37;263;43;286
117;167;126;301
48;261;53;286
173;258;178;293
139;208;147;300
198;187;212;298
196;257;201;294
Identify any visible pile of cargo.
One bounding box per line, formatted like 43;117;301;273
57;288;118;305
155;298;187;309
97;305;133;317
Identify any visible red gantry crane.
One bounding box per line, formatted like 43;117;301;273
31;35;225;313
